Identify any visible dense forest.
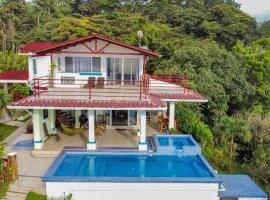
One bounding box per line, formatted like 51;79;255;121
0;0;270;195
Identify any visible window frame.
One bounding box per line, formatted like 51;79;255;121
64;56;101;73
33;59;37;75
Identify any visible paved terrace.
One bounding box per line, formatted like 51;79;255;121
10;81;206;109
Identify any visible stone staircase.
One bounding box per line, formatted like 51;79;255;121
57;110;75;128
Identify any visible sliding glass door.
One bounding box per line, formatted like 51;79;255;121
107;57;140;85
123;58;139;85
107;58;122;84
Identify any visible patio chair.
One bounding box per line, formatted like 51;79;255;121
83;77;96;88
95;77;105;89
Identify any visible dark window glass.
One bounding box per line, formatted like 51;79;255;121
65;57;73;72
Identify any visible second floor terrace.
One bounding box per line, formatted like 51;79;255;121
10;74;207;110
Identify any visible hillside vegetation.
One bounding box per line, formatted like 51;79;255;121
0;0;270;195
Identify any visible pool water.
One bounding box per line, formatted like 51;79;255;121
158;137;194;149
54;154;213;178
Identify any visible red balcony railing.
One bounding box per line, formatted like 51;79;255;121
31;74;189;101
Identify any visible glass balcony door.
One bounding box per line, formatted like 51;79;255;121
107;57;140;85
123;58;139;85
107;58;122;84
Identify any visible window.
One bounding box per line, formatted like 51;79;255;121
92;57;101;72
33;59;37;75
64;56;101;73
65;57;73;72
57;57;61;71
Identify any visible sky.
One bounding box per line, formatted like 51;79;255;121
236;0;270;22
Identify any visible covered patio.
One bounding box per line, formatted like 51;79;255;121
33;124;160;156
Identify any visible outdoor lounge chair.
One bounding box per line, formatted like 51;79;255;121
83;77;96;88
95;77;105;89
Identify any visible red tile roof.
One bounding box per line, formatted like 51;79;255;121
20;33;160;57
150;90;207;101
0;70;28;81
20;42;57;53
10;98;166;109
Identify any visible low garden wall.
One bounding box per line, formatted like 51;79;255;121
0;152;18;199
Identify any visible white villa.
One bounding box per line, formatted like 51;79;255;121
7;33;206;151
2;33;267;200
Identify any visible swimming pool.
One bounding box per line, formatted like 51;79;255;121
44;151;217;183
53;153;213;178
153;135;201;155
157;137;194;149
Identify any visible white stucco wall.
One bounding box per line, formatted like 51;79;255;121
28;55;51;81
28;39;145;88
46;182;220;200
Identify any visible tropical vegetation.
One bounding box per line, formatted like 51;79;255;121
0;0;270;195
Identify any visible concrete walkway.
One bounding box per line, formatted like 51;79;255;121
3;121;54;200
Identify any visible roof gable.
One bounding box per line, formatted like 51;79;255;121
20;33;160;57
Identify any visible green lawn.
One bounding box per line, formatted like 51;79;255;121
0;123;18;142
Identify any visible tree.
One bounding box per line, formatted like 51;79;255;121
154;38;252;121
0;89;11;118
233;39;270;114
201;4;257;49
214;116;250;172
257;21;270;38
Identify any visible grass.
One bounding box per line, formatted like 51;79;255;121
0;123;18;142
25;191;47;200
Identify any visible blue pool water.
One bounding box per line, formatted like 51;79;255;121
158;137;194;149
53;154;213;178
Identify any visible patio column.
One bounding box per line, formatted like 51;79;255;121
48;110;56;134
75;110;81;128
3;83;8;92
139;110;147;151
33;109;44;149
87;110;96;150
169;102;175;129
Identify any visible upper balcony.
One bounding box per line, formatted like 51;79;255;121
9;74;207;109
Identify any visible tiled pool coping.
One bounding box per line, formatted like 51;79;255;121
43;149;220;184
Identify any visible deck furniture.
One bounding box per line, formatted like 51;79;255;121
95;77;105;89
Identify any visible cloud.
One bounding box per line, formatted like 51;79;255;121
236;0;270;15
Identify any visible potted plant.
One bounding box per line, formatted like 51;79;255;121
49;60;56;87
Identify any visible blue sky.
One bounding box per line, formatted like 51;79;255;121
236;0;270;22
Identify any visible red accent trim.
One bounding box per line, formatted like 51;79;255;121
11;98;165;108
98;42;110;52
82;43;94;52
53;51;143;55
29;33;160;57
0;71;28;81
94;39;97;52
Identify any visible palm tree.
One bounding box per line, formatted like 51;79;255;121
214;116;251;173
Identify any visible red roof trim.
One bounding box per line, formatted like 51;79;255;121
20;42;56;53
150;90;207;101
11;98;165;108
33;33;160;57
0;71;29;81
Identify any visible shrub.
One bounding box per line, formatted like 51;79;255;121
176;105;213;148
25;191;47;200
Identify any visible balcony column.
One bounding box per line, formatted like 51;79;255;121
75;110;81;128
33;109;44;149
3;83;8;92
48;110;56;134
87;110;96;150
169;102;176;129
139;110;147;151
